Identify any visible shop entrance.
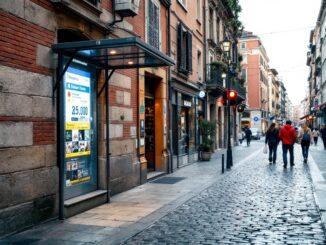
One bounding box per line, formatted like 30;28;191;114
145;78;157;173
145;97;155;171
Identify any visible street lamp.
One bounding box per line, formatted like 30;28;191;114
222;37;233;169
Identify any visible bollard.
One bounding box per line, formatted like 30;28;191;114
222;154;225;174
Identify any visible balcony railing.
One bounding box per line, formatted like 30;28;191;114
206;69;224;88
230;78;246;100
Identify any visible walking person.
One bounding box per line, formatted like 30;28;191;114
312;128;320;146
321;124;326;150
238;129;245;145
279;120;297;168
297;124;313;163
244;126;252;146
265;123;280;164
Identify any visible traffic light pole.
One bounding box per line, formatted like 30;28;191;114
226;66;233;169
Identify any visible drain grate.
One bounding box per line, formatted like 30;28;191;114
151;176;186;184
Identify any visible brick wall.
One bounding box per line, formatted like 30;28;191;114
0;10;55;75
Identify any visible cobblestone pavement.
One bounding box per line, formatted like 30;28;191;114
124;144;326;244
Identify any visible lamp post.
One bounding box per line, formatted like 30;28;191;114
222;37;233;169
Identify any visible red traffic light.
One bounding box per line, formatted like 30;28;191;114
227;90;237;100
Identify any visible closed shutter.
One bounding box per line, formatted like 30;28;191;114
147;0;160;49
153;3;159;49
186;31;192;73
148;0;154;47
177;23;183;71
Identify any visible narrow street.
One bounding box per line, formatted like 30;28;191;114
2;140;326;244
123;142;325;244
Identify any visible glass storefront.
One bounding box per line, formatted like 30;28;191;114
172;90;203;166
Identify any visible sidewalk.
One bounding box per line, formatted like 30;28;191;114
308;142;326;233
0;144;263;245
3;140;326;244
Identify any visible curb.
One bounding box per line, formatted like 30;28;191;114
307;153;326;235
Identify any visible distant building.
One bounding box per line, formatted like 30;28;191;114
239;31;270;132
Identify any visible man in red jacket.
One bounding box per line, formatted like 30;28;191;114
279;120;297;168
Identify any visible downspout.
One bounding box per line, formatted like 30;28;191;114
167;3;173;173
203;0;207;119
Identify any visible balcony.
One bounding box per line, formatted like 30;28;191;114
206;69;224;97
230;79;246;100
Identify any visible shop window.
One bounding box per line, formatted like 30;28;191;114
177;23;192;75
147;0;160;49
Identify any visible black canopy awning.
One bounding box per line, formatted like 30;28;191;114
52;36;175;69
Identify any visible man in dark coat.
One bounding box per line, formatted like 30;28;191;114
279;120;297;168
265;123;280;164
321;124;326;150
245;126;252;146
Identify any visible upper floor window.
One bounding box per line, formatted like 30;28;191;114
85;0;99;5
197;50;202;81
216;17;220;43
241;42;246;49
197;0;201;22
209;8;214;40
178;0;187;9
147;0;160;49
177;23;192;75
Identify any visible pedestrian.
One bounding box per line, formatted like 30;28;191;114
321;124;326;150
279;120;297;168
244;126;252;146
265;123;280;164
238;129;245;145
312;128;320;146
297;124;313;163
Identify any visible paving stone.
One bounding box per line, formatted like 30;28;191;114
124;145;326;244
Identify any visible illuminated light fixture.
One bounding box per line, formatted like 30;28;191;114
127;61;134;65
222;37;231;53
109;50;117;55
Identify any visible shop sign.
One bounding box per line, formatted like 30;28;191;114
184;100;192;107
199;90;205;98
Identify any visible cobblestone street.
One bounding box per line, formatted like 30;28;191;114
124;144;326;244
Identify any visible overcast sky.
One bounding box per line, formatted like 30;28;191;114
239;0;321;105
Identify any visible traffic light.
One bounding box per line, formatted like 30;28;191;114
237;104;245;113
227;90;237;105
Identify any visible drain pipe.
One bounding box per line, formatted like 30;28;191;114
167;3;173;173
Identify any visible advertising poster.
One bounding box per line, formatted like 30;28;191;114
64;67;91;158
64;67;92;187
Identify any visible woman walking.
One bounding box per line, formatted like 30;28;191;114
265;123;280;164
297;124;313;163
312;128;320;146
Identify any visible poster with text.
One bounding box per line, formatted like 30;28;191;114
64;67;91;158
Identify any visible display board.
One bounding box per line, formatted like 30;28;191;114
63;63;97;199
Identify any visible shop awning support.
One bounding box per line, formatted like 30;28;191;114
97;69;115;97
53;54;75;94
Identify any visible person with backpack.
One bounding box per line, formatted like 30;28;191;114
265;123;280;164
297;124;313;163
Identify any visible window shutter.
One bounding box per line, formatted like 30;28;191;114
177;23;183;71
153;3;159;49
186;31;192;72
148;0;154;47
